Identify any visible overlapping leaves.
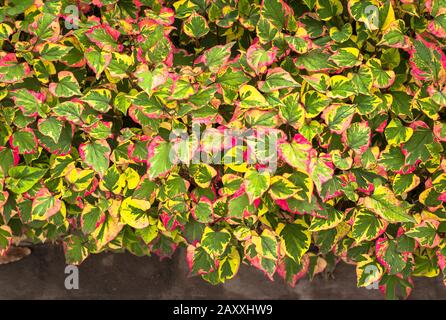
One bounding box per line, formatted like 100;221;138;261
0;0;445;300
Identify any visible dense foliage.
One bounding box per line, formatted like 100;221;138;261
0;0;446;299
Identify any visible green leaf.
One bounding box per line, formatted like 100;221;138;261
296;49;336;72
378;20;406;47
0;148;16;175
246;42;277;74
81;204;104;234
92;213;123;250
0;225;12;252
330;47;361;68
64;235;89;265
79;139;111;177
81;89;112;113
316;0;343;21
183;12;209;38
252;229;278;260
188;245;215;275
136;225;159;245
114;92;131;114
31;11;58;38
269;175;300;200
190;163;217;188
192;197;214;223
11;129;37;154
385;118;413;146
376;238;407;275
11;89;44;116
227;192;253;219
256;17;279;44
171;78;195;100
392;174;420;195
120;197;152;229
5;0;33;16
403;127;441;165
328;75;356;99
380;274;413;300
85;49;111;78
107;52;133;79
261;0;288;29
198;42;234;73
244;169;270;203
216;68;250;88
411;38;445;82
309;206;344;231
49;71;82;97
379;146;406;171
352;209;387;243
276;219;311;262
406;221;440;248
218;246;240;281
309;156;334;192
86;24;121;52
258;67;299;93
367;58;395;88
135;64;168;96
0;56;30;83
238;84;269;109
278;139;311;173
346;122;371;152
201;227;232;257
329;24;352;43
32;188;62;221
363;185;415;223
6;166;47;194
278;93;306;128
322;103;355;134
351;66;373;95
147;137;174;179
39;43;71;61
390;91;412;117
285;35;309;54
302;90;330;118
38;117;63;143
53;101;84;124
36;123;73;156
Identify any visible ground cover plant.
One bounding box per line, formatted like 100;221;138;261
0;0;446;299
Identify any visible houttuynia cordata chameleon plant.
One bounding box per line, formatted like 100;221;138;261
0;0;445;299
